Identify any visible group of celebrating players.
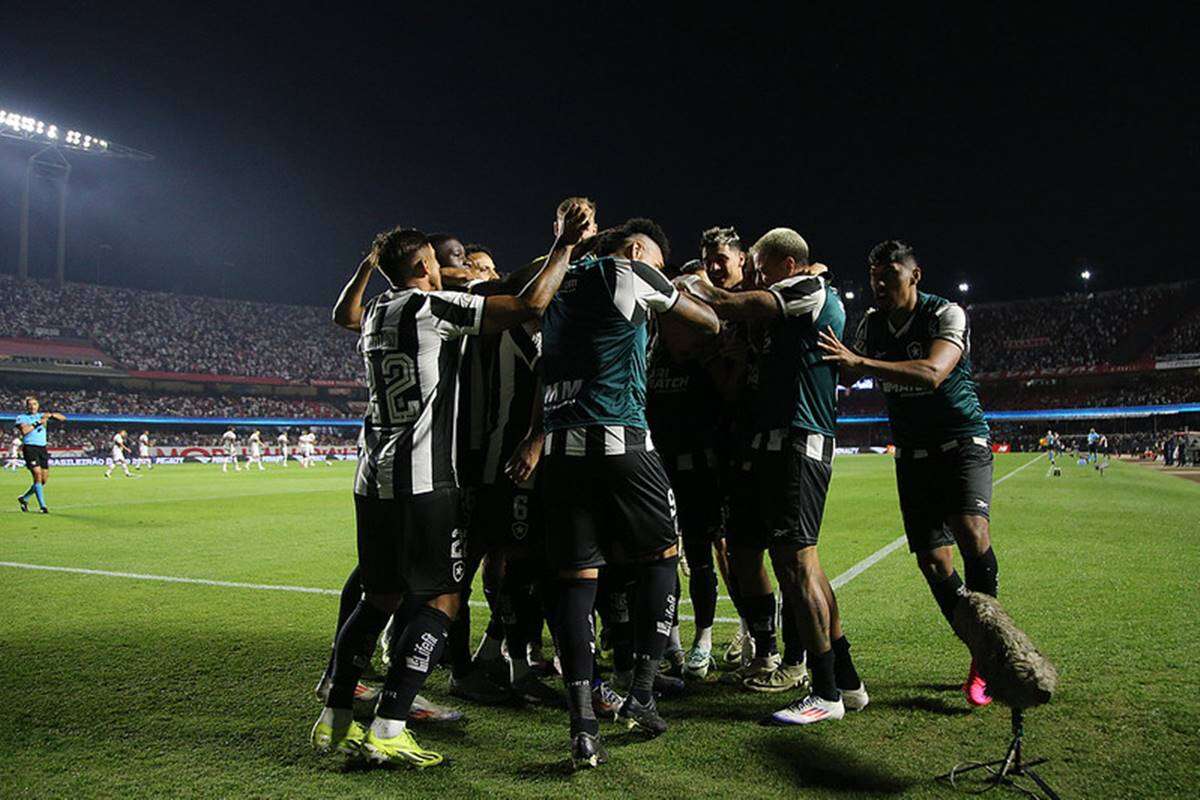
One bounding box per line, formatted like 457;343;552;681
309;197;1005;771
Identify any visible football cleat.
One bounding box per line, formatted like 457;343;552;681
660;648;686;678
592;681;623;721
39;506;49;513
654;673;686;698
570;731;608;770
743;661;810;694
310;712;367;755
841;682;870;711
618;694;668;736
361;727;444;768
448;668;512;705
723;651;781;687
408;694;465;724
963;659;992;707
17;496;28;512
513;672;567;708
313;676;379;707
761;693;846;726
722;628;750;665
682;646;715;680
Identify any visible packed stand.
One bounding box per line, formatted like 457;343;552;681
0;388;351;419
0;275;361;382
1155;310;1200;357
967;284;1175;373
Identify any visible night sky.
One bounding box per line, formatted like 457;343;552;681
1;4;1195;307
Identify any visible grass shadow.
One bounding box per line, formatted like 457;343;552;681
761;736;916;795
880;695;973;717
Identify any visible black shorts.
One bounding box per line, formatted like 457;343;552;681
662;453;725;542
541;450;678;569
727;429;833;550
895;438;993;553
354;489;466;596
470;480;543;550
23;445;49;470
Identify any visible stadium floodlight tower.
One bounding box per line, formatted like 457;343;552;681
0;107;153;287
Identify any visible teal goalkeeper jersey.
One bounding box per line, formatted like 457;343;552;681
540;255;680;432
852;291;989;447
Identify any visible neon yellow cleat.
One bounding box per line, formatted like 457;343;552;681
362;727;444;769
310;716;367;756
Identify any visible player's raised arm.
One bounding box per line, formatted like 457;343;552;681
476;202;591;334
331;255;376;332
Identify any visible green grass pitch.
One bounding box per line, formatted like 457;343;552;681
2;454;1197;798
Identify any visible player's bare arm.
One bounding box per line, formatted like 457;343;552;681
331;255;376;332
818;326;962;390
504;373;544;485
477;203;591;334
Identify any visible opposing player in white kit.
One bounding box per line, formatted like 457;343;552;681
299;431;316;468
222;427;241;473
248;429;266;471
277;430;290;467
105;430;134;478
5;436;21;471
135;430;155;470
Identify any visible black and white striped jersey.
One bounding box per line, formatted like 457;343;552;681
479;321;540;485
353;288;485;498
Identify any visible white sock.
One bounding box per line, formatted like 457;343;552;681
668;624;682;653
695;626;713;652
474;634;503;662
370;716;406;738
739;618;750;637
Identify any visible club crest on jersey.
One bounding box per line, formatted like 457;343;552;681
907;341;924;359
512;521;528;540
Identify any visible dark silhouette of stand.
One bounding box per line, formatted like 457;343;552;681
938;708;1060;799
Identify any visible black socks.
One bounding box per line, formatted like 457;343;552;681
809;648;840;701
926;569;966;624
743;592;778;656
832;635;861;690
963;547;999;598
557;577;600;736
376;605;451;720
328;599;390;708
630;556;678;703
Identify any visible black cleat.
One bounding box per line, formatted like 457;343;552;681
513;672;567;709
39;506;49;514
653;673;686;699
17;496;28;512
569;731;608;770
618;694;668;736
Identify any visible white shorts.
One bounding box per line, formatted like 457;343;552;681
111;449;125;463
139;447;150;458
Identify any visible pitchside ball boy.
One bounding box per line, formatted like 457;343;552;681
818;239;998;706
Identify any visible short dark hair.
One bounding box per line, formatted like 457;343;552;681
372;227;429;283
700;225;742;252
427;233;460;250
868;240;916;267
463;243;493;259
556;196;597;218
593;217;671;263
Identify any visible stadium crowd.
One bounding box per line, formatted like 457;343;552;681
4;425;358;453
4;276;1198;384
0;388;349;419
0;275;360;382
967;284;1175;373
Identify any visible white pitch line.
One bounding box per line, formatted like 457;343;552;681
0;561;738;623
0;453;1043;625
829;451;1046;590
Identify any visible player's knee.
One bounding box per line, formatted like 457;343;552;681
427;591;461;620
950;515;991;554
916;549;954;580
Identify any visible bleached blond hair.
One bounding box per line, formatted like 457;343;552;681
751;227;809;265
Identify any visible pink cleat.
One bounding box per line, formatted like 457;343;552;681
962;659;992;707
